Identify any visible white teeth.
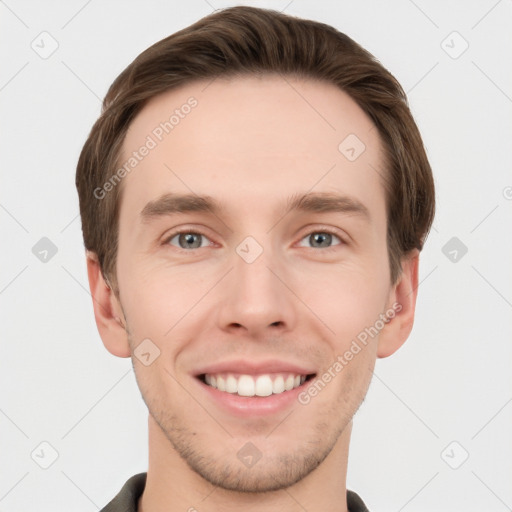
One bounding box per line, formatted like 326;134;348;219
203;372;308;397
238;375;255;396
226;375;237;393
272;375;285;394
255;375;273;397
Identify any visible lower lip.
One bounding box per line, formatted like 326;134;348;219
196;377;312;418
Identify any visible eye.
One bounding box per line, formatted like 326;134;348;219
165;231;212;250
297;230;344;250
163;228;345;252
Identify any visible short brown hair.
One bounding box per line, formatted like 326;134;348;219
76;5;435;291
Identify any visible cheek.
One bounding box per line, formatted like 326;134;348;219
295;262;390;342
120;262;215;341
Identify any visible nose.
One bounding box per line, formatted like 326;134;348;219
216;242;297;337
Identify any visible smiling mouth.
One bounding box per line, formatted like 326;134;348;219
198;372;316;397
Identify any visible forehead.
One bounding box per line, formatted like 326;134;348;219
118;75;387;225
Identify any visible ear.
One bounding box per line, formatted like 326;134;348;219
377;249;420;358
86;251;131;358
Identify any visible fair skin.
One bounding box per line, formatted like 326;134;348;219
87;75;419;512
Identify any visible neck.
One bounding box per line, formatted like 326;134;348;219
138;415;352;512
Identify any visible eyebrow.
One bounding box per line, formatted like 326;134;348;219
140;191;370;223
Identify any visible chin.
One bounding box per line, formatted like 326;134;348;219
155;412;346;494
184;450;327;493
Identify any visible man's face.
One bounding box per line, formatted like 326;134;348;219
113;75;397;491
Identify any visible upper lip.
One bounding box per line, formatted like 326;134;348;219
193;359;316;377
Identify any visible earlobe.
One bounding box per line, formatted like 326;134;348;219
86;251;131;358
377;250;420;358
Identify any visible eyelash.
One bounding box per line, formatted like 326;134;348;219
162;227;346;253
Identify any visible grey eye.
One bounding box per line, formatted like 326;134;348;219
298;232;342;249
168;232;209;249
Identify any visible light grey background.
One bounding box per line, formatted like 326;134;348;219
1;1;511;510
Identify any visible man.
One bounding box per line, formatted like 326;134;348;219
76;5;435;511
